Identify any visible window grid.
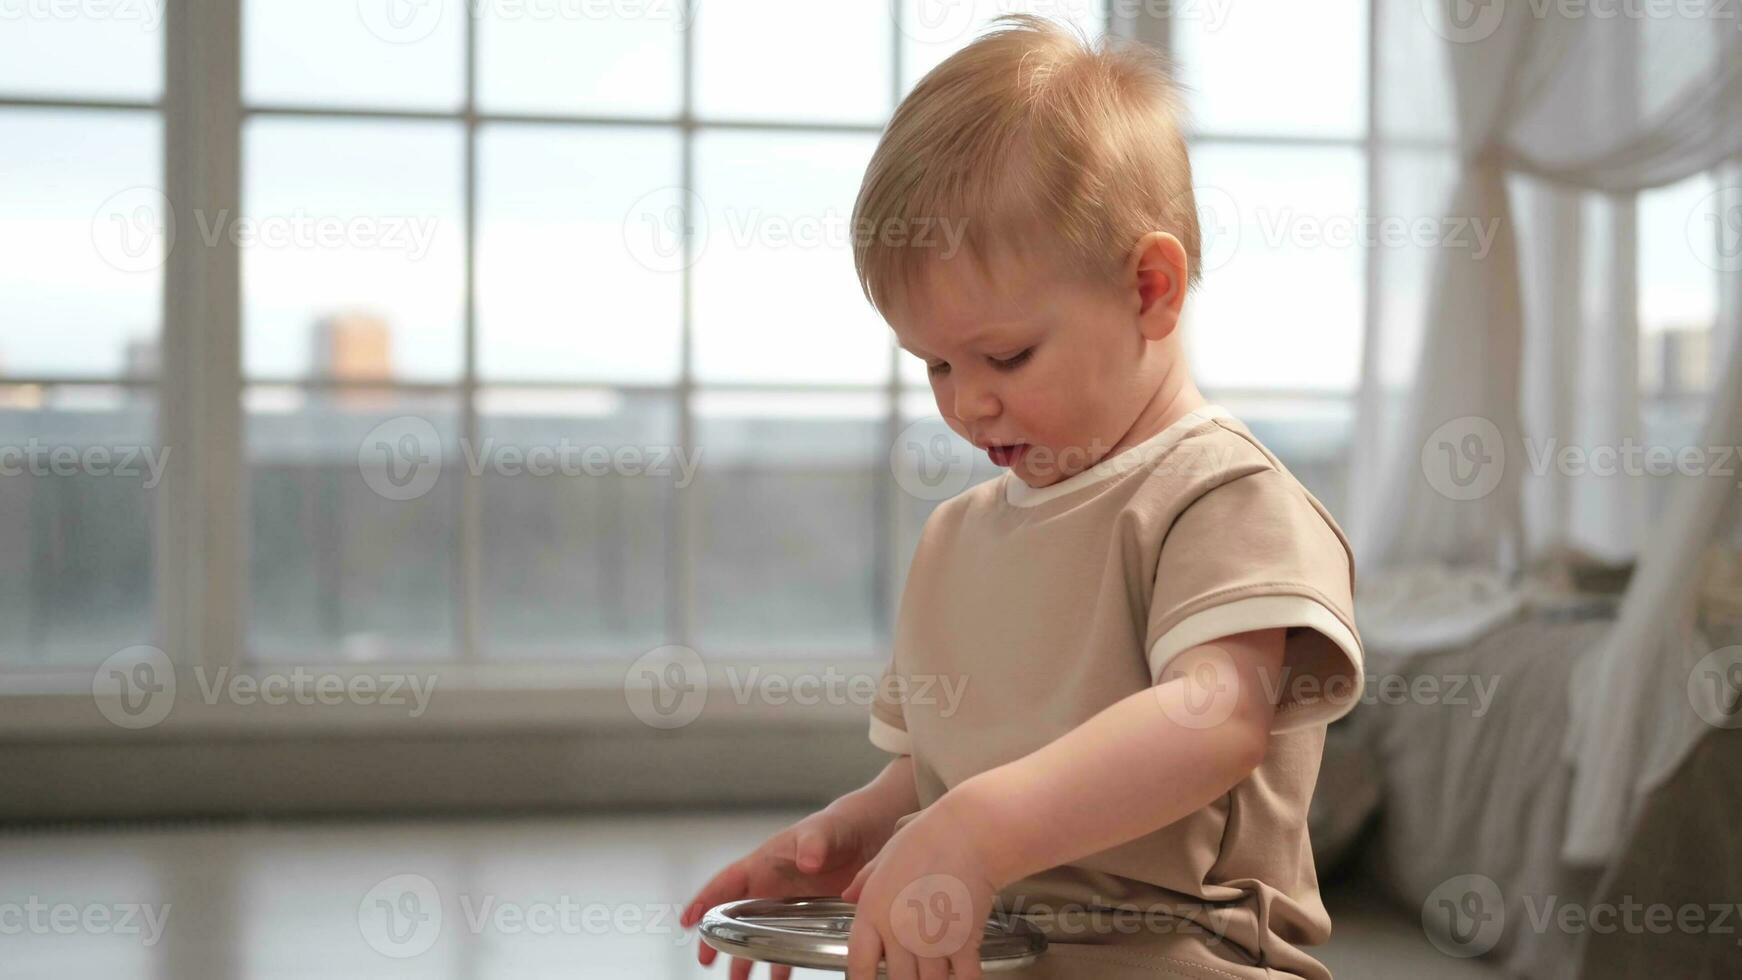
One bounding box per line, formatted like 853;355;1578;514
5;1;1571;674
229;3;1128;665
0;4;1368;669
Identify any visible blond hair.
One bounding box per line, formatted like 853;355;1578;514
851;14;1200;320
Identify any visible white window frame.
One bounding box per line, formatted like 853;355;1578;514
3;1;1134;737
35;2;1696;741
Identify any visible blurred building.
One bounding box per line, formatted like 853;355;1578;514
311;311;394;409
312;312;392;381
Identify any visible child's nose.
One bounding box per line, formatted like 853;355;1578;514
951;376;1001;425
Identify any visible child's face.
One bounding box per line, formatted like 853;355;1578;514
887;244;1181;489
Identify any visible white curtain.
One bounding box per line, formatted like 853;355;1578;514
1359;2;1742;866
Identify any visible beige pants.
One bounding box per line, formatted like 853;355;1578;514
995;933;1303;980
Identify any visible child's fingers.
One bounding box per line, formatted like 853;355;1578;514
794;811;861;874
846;918;883;980
882;936;920;980
682;861;751;928
794;825;828;873
841;857;876;903
729;955;755;980
771;965;793;980
697;935;719;966
949;946;985;980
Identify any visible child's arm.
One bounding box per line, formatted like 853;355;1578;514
834;753;922;834
937;627;1287;891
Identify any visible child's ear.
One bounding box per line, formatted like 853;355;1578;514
1128;232;1189;342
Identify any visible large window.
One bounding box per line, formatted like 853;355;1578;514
232;0;1115;666
26;2;1726;679
0;0;1387;673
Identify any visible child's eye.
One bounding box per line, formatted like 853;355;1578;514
990;348;1034;370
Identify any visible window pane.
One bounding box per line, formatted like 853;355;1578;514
478;389;675;660
248;388;460;662
1639;173;1719;398
478;125;683;383
0;385;157;667
1176;0;1367;138
695;0;892;123
243;118;465;383
244;0;464;110
0;4;162;101
899;0;1105;93
692;130;889;384
1375;147;1457;393
0;109;161;379
1638;174;1724;466
478;0;682;117
692;391;884;654
1184;143;1365;393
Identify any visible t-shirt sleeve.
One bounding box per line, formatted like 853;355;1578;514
1146;467;1365;733
868;655;913;755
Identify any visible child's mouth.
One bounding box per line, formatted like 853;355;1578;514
986;443;1028;467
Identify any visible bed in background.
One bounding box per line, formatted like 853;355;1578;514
1304;552;1742;979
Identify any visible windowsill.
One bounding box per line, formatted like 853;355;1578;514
0;656;881;741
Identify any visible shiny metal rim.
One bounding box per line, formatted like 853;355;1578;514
700;897;1047;974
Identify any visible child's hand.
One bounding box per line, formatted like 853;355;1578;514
681;801;886;979
839;798;999;980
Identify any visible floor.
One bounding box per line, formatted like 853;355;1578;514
0;811;1496;979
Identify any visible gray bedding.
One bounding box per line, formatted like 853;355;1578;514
1322;613;1742;978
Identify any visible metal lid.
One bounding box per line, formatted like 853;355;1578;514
700;897;1047;974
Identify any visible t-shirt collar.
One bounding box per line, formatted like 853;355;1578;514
1003;404;1233;508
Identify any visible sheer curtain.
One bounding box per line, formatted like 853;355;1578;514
1359;2;1742;865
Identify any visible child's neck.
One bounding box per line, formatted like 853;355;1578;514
1104;366;1208;463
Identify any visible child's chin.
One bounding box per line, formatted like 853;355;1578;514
1012;445;1095;488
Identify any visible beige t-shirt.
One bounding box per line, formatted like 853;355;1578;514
868;404;1364;980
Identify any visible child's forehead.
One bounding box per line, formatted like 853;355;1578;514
895;249;1061;332
893;290;1035;355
